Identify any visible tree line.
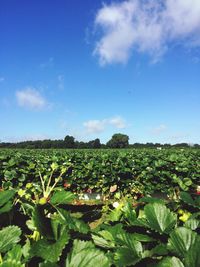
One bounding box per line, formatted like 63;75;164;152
0;133;199;149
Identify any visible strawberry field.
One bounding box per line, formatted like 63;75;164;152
0;148;200;266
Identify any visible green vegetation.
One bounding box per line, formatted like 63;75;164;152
1;133;200;149
0;148;199;266
0;148;199;196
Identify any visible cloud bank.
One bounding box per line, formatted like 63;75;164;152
83;116;126;134
16;88;47;110
94;0;200;65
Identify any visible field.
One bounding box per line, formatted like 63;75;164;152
0;148;200;266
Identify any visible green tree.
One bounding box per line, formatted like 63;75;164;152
106;133;129;148
64;135;75;148
88;138;101;148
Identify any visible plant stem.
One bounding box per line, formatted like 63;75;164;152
39;171;45;196
48;176;61;196
46;170;54;195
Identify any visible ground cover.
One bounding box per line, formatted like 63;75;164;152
0;148;199;266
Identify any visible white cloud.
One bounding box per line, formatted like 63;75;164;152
83;119;106;134
109;116;126;128
151;124;167;134
94;0;200;65
83;116;127;134
16;87;47;110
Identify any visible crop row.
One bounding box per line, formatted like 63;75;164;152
0;148;200;197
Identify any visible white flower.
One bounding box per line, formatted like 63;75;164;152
96;194;101;200
83;194;89;200
113;201;120;208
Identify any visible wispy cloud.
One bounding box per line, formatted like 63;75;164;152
39;57;54;69
2;97;10;108
83;119;106;134
58;75;64;90
2;134;52;143
109;116;126;128
151;124;167;135
83;116;127;134
94;0;200;65
0;77;5;82
16;87;47;110
168;132;190;143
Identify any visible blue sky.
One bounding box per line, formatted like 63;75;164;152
0;0;200;144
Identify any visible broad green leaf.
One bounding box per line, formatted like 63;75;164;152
131;233;155;242
0;262;25;267
4;170;17;180
0;201;13;214
114;232;143;266
155;256;184;267
51;162;59;171
168;227;198;258
56;208;89;234
122;201;137;224
194;196;200;206
101;224;123;241
31;226;69;263
72;218;89;234
114;247;142;267
5;244;22;262
0;190;15;207
92;223;123;248
39;262;59;267
0;226;21;253
144;203;177;234
116;232;143;254
180;192;194;203
32;206;53;239
107;205;123;222
92;234;115;249
184;238;200;267
65;240;110;267
150;244;168;256
184;218;200;230
50;190;75;205
0;190;15;214
51;217;63;240
22;239;31;259
183;178;192;187
180;192;200;209
139;196;165;204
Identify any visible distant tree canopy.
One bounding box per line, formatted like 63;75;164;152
64;135;75;148
0;133;199;149
106;133;129;148
87;138;101;149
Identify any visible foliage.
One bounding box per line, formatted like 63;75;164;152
0;148;199;196
106;133;129;148
0;148;199;266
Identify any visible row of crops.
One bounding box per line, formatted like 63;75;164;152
0;148;200;266
1;148;200;195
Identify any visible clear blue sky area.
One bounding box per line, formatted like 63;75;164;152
0;0;200;144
